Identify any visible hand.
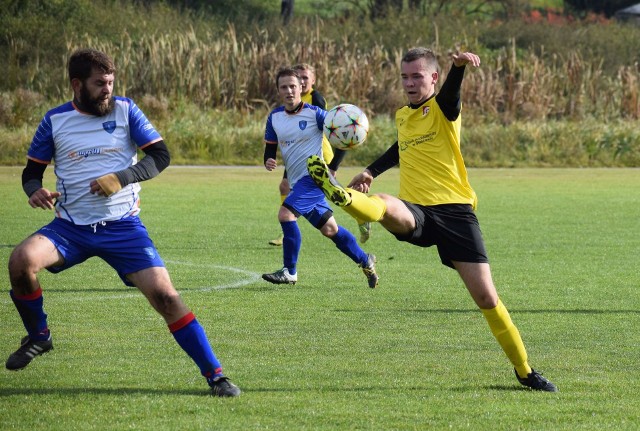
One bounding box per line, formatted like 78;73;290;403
91;173;122;197
265;158;277;171
28;188;61;210
452;52;481;68
347;170;374;193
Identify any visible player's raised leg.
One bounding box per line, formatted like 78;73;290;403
308;155;386;223
307;155;351;206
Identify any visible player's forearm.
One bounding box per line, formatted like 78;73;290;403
113;140;170;187
264;143;278;165
96;141;170;197
366;141;399;178
436;64;465;121
22;159;47;197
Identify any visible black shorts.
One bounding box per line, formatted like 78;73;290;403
393;202;488;269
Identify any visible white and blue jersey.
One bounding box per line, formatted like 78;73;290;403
28;96;162;225
264;103;327;188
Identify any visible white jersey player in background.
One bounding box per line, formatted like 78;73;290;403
261;67;378;288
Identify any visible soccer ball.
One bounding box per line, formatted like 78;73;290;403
323;103;369;150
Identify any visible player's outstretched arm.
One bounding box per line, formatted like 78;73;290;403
452;52;481;68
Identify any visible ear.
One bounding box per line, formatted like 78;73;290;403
431;71;439;84
71;78;82;96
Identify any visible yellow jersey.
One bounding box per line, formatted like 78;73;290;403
395;98;477;209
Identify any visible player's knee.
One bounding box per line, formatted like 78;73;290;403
474;292;499;309
318;221;338;237
149;290;183;316
8;252;40;294
8;246;39;276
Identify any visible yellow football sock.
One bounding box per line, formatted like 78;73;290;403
481;299;532;378
321;136;334;165
342;190;386;222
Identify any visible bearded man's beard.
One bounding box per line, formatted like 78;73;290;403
79;85;115;116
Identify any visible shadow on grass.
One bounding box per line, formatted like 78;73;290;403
0;387;213;397
0;384;523;397
335;308;640;314
40;285;285;294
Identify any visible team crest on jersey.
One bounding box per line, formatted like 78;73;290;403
298;120;308;130
102;121;116;134
422;106;430;116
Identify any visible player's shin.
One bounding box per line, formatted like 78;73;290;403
169;312;223;378
342;191;386;223
330;226;367;264
281;221;301;274
10;288;50;340
481;299;532;378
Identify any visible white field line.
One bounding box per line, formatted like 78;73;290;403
0;260;261;303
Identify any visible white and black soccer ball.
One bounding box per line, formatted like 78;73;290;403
323;103;369;150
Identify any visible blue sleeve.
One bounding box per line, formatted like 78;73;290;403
126;98;162;147
264;112;277;142
316;107;327;131
27;114;55;163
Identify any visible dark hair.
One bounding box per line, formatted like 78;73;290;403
68;49;116;82
275;67;300;87
402;47;439;72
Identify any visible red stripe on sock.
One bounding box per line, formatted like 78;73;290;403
204;368;224;379
14;287;43;301
168;312;195;333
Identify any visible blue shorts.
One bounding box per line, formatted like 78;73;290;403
36;216;165;286
283;175;333;229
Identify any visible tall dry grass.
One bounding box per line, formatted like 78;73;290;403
0;15;636;122
56;21;638;121
2;16;639;166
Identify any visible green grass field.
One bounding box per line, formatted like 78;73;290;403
1;166;639;430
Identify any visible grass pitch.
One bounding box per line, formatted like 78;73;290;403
1;166;639;430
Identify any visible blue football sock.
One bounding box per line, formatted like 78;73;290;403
281;220;301;275
331;226;368;265
170;313;223;379
10;288;50;341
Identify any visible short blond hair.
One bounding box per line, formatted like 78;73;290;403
293;63;315;75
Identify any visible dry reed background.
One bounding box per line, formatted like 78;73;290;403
56;22;638;121
1;17;639;167
2;20;631;121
